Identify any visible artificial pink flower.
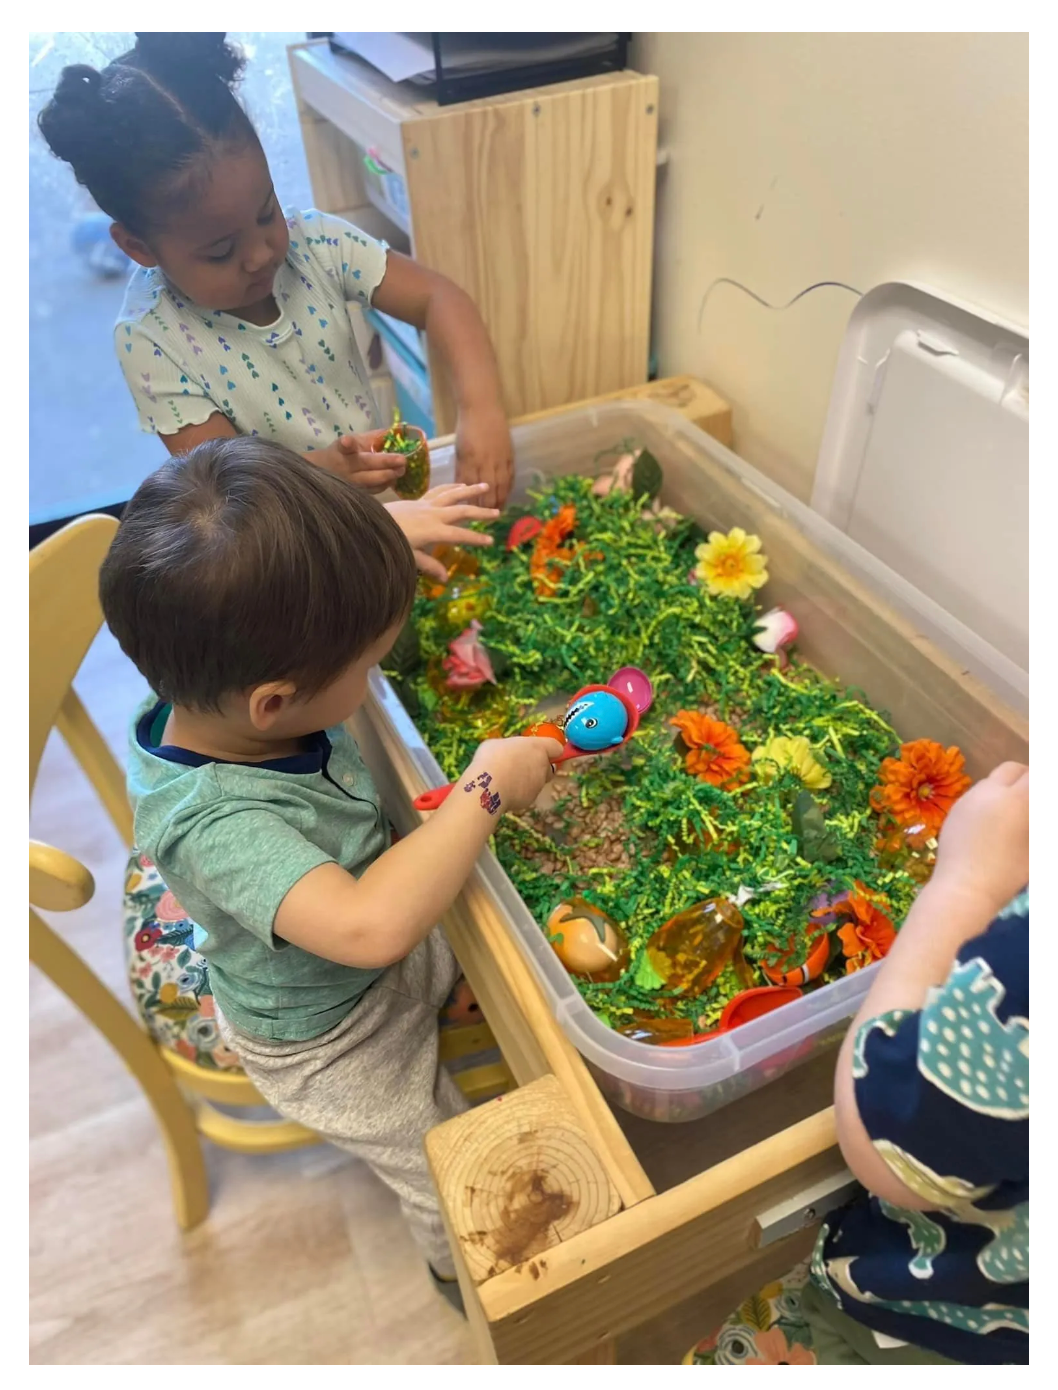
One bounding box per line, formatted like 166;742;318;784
443;620;497;689
198;995;216;1018
752;607;799;664
591;453;635;497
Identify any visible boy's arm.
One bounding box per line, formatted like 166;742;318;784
834;763;1029;1208
373;252;513;509
274;737;560;968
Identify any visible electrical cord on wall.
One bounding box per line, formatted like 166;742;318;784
696;278;862;335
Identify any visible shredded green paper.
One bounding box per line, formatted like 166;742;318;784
383;468;921;1037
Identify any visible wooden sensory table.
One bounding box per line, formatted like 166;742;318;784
348;378;1027;1365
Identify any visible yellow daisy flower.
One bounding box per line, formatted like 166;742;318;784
752;735;832;790
694;527;769;599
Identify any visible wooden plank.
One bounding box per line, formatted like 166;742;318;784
453;1060;515;1103
403;74;657;429
476;1111;841;1364
514;374;733;448
616;1236;817;1364
438;1021;500;1063
290;42;408;174
427;1076;622;1285
349;704;654;1211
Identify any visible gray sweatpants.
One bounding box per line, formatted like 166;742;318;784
217;928;468;1276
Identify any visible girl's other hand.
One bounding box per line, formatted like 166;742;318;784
314;430;406;492
386;482;500;581
932;762;1029;920
455;402;514;510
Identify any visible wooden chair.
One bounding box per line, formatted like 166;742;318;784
30;515;320;1232
30;515;511;1231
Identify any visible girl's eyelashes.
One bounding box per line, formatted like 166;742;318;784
205;243;235;263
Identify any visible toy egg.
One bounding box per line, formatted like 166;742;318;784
444;583;490;630
423;545;480;599
618;1012;694;1045
875;818;937;885
563;690;629;751
645;897;753;997
546;897;629;982
525;720;566;744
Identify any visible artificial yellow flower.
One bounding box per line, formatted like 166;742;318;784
751;735;832;790
694;527;769;600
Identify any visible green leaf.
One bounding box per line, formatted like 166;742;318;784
489;647;512;681
633;949;666;991
389;619;421;678
792;790;841;863
631;448;663;501
394;679;421;720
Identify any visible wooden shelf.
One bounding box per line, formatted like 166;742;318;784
289;40;658;432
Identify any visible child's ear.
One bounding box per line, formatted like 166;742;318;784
110;223;157;269
248;681;298;732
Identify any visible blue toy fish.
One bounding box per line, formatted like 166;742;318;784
563;690;629;751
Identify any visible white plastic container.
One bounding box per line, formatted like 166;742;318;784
367;400;1026;1121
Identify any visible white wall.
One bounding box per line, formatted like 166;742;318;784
634;32;1028;501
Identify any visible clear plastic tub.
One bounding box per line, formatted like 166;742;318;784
367;400;1028;1121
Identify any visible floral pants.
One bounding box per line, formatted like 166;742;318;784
683;1261;955;1366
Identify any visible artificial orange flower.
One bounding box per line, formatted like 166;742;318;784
870;739;971;835
530;504;579;595
835;881;897;973
672;710;751;788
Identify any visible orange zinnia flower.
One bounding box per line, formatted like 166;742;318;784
836;881;896;973
870;739;972;835
671;711;751;788
530;504;579;595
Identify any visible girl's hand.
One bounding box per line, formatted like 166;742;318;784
931;762;1029;921
313;430;406;493
455;403;514;510
386;482;500;582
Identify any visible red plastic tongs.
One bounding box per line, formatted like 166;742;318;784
411;676;650;812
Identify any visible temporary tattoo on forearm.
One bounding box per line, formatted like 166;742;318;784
463;770;501;815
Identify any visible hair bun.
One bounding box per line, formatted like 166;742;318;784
53;63;104;106
37;64;105;163
133;32;245;88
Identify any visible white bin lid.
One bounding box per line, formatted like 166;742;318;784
812;282;1028;681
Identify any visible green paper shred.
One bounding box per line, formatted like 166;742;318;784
381;463;932;1042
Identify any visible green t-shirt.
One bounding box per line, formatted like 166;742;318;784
127;697;390;1041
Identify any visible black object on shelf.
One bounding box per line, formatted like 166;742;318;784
326;33;631;107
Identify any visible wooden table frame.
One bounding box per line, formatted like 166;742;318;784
349;379;1027;1364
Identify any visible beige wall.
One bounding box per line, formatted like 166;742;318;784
634;32;1028;501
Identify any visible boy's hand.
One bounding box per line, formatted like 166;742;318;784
312;430;406;493
386;483;500;582
462;736;563;815
932;762;1029;921
455;403;514;510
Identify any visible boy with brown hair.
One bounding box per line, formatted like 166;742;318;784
101;437;561;1302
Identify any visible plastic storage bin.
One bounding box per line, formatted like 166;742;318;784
366;399;1027;1121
